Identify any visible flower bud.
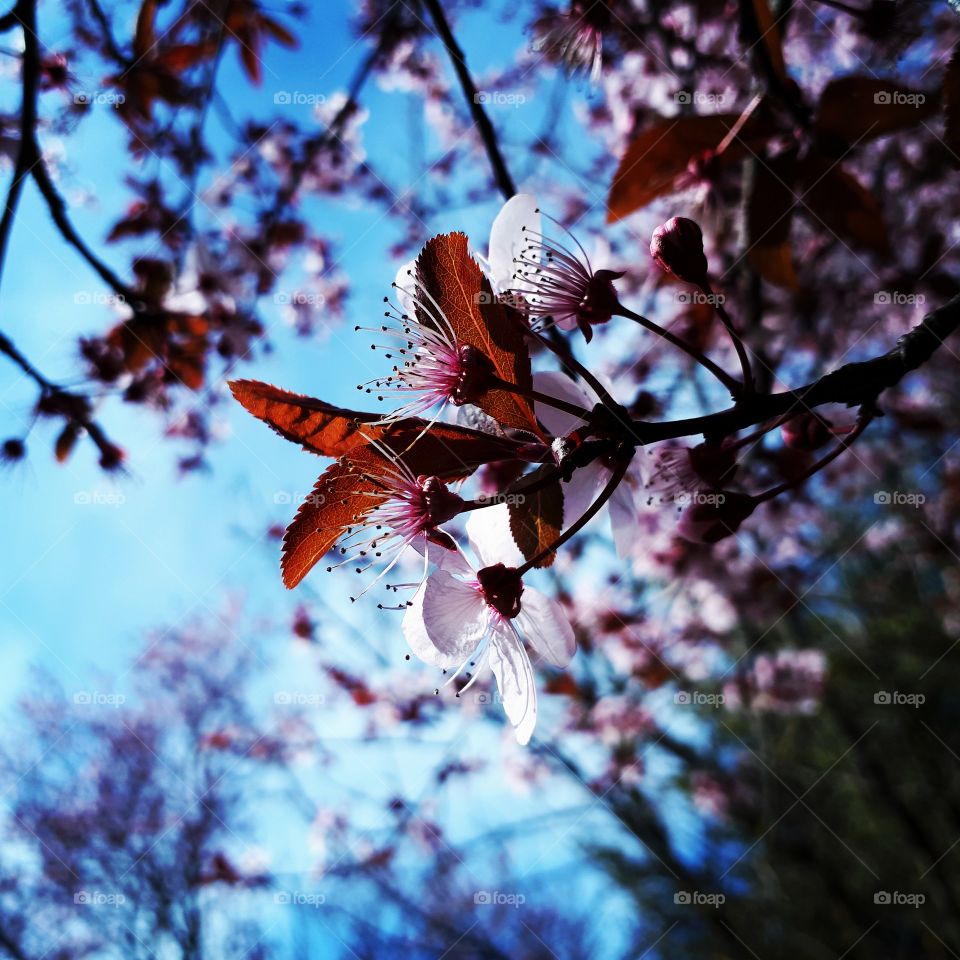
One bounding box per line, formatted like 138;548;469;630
676;491;756;544
781;413;833;451
650;217;709;285
688;442;738;487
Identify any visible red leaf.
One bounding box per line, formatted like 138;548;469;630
799;154;890;256
414;233;540;435
280;455;376;589
507;466;564;569
814;76;939;154
228;379;519;478
607;112;775;221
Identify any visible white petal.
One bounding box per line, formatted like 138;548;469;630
488;623;537;745
393;258;419;316
466;504;525;569
562;462;607;530
517;587;576;667
488;194;541;294
608;477;640;559
402;571;486;668
532;370;593;438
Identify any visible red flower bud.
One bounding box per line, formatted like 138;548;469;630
781;413;833;451
650;217;709;285
676;491;756;544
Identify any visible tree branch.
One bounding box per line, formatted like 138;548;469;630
420;0;517;200
631;295;960;445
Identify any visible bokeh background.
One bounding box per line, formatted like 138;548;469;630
1;0;959;956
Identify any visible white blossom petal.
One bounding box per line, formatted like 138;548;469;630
608;475;641;559
517;587;576;667
402;570;486;668
393;258;419;316
466;505;525;569
488;622;537;744
532;370;592;438
488;194;541;294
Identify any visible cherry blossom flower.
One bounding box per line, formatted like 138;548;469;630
402;511;576;744
487;194;624;342
531;370;646;558
356;260;493;421
327;444;465;603
531;2;609;83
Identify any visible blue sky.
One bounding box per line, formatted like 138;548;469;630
0;3;660;955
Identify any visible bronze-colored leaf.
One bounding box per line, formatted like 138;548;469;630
414;233;540;435
281;457;375;589
747;0;787;83
508;466;564;569
814;76;939;153
229;379;518;478
799;154;890;256
607;112;775;222
744;148;799;289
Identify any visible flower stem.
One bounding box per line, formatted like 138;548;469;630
615;304;741;395
490;376;592;421
700;284;755;394
754;409;873;503
516;456;631;574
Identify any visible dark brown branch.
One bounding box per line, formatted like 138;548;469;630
631;294;960;445
420;0;517;200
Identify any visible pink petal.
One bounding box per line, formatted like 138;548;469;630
488;622;537;744
517;587;576;667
